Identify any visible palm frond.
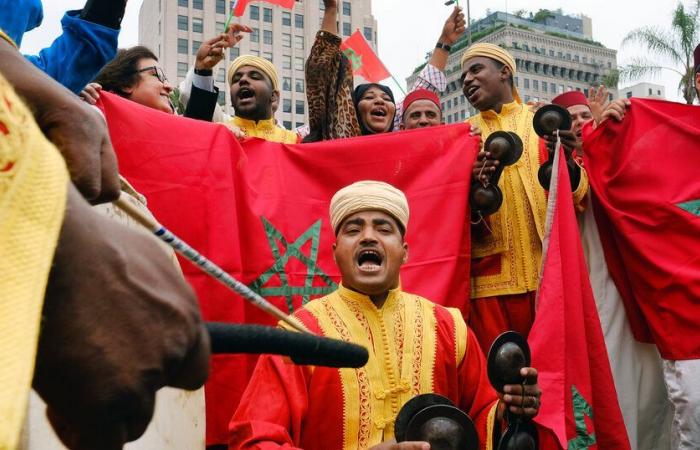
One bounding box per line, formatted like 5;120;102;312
618;63;664;83
622;27;682;64
672;2;699;58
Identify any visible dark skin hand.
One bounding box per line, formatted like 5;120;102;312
543;129;579;160
33;185;210;450
472;149;500;184
498;367;542;419
0;37;120;203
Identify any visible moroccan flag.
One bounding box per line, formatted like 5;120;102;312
340;30;391;83
584;99;700;360
528;143;630;449
98;93;478;445
232;0;295;16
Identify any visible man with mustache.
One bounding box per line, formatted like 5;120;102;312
229;180;544;450
461;43;589;352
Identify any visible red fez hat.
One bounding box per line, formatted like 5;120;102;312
694;43;700;72
551;91;588;109
403;88;441;111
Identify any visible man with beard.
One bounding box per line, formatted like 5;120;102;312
461;43;589;352
229;181;545;450
227;55;299;143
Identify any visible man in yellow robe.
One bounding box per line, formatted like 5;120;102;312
227;55;299;143
462;43;588;351
229;180;545;450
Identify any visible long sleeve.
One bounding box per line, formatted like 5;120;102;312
229;355;310;450
394;63;447;129
24;10;118;94
183;84;219;121
304;30;360;141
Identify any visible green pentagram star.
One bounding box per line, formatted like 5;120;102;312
342;47;363;71
677;199;700;218
249;217;337;314
568;385;596;450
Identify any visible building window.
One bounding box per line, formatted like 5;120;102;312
192;40;201;55
549;50;554;57
282;11;291;26
250;49;259;56
626;91;632;99
282;77;291;91
283;98;292;113
263;52;273;62
295;79;304;92
216;21;225;33
514;76;519;87
217;68;225;83
217;90;226;106
294;35;304;50
558;84;564;94
177;38;188;54
343;1;351;15
192;17;203;33
251;28;259;42
178;15;188;31
319;0;325;11
342;22;351;36
230;47;240;59
648;88;653;95
294;57;304;71
447;99;452;109
282;33;291;47
657;89;662;95
177;62;188;78
263;7;273;22
283;120;292;129
282;55;291;69
460;110;466;120
460;96;465;104
295;14;304;28
363;27;372;41
216;0;225;14
250;5;259;20
557;51;562;58
295;122;304;129
178;0;187;6
524;78;530;89
295;100;304;114
550;82;556;93
263;30;273;44
533;80;539;91
192;0;203;9
542;82;548;93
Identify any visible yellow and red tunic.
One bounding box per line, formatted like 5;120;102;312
230;116;300;144
229;284;500;450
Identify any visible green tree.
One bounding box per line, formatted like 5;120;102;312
533;9;555;24
620;0;700;104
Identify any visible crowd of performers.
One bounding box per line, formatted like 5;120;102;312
1;0;698;449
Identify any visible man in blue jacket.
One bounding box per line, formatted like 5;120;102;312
0;0;124;93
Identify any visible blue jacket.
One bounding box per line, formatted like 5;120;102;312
1;1;119;94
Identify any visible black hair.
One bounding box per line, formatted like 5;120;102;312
94;46;158;97
352;83;397;135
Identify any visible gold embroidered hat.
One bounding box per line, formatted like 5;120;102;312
460;43;522;104
330;181;409;233
227;55;280;91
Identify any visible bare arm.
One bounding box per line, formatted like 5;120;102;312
321;0;339;34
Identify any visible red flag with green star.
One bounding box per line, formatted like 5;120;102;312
232;0;295;16
97;92;478;445
528;141;631;449
583;99;700;360
340;30;391;83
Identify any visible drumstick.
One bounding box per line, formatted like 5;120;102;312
114;195;307;333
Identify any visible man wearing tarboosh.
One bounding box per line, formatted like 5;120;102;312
227;55;299;143
462;43;589;351
229;181;544;450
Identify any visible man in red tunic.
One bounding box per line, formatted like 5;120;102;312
229;180;544;450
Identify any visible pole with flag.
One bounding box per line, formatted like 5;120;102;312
340;30;405;95
528;136;631;449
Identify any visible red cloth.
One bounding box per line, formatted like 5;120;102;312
97;93;478;445
403;88;441;111
233;0;295;16
340;30;391;83
551;91;587;109
529;143;630;449
468;292;536;352
583;99;700;360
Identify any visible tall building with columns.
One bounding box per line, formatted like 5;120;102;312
139;0;378;127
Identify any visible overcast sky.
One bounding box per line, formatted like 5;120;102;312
21;0;689;101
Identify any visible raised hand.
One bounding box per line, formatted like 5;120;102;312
599;98;631;124
587;85;609;125
440;6;466;45
195;24;252;71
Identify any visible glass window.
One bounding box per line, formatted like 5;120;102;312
461;110;466;120
295;79;304;92
549;50;554;57
263;30;273;45
192;0;202;9
250;5;259;20
216;0;225;14
295;100;304;114
558;84;565;94
178;15;188;31
263;8;272;22
177;38;188;54
192;17;203;33
282;11;291;26
263;52;273;62
533;80;539;91
230;47;240;59
282;77;291;91
282;55;291;69
514;76;519;87
217;90;226;106
363;27;372;41
192;40;201;55
295;14;304;28
460;96;465;104
294;35;304;50
283;120;292;130
217;68;225;83
177;62;188;78
294;57;304;71
283;99;292;113
542;82;548;92
550;83;556;92
282;33;291;47
216;21;225;33
178;0;187;6
447;99;452;109
295;122;304;129
343;1;351;15
251;28;259;42
319;0;325;11
342;22;351;36
524;78;530;89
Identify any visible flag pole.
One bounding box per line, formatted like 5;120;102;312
224;0;238;31
390;74;407;96
113;195;308;334
467;0;472;46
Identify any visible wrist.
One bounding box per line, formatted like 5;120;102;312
194;68;213;76
435;41;452;52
